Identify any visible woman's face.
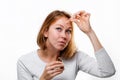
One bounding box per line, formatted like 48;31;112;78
44;17;72;51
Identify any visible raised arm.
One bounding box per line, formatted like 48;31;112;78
71;10;102;52
71;11;116;77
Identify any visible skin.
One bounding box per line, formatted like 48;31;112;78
71;10;103;51
39;11;103;80
45;17;72;52
39;17;72;80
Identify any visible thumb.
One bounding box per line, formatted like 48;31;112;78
70;18;80;26
70;18;80;25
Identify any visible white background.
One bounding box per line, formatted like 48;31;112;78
0;0;119;80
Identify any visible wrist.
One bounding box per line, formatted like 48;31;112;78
40;77;45;80
86;29;94;36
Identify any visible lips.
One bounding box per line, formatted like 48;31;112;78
58;41;67;46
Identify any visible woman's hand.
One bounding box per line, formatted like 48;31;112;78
40;61;64;80
71;11;92;34
70;10;103;51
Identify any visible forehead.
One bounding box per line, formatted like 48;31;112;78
52;17;72;28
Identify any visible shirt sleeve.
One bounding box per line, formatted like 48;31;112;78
77;48;116;78
17;59;33;80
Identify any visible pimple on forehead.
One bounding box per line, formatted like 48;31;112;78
64;18;71;24
64;20;72;28
54;17;72;28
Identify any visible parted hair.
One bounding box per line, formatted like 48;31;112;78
37;10;77;59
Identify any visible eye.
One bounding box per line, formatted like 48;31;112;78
56;27;62;32
66;29;72;34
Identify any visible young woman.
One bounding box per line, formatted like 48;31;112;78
17;10;116;80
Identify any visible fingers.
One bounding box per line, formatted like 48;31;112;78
47;61;63;67
46;62;64;70
72;10;86;19
44;68;63;80
43;61;64;79
49;68;64;77
69;10;91;33
47;66;64;75
70;10;90;23
75;10;90;18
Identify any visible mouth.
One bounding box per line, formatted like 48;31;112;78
58;41;67;46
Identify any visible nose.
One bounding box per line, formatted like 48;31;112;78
60;31;67;40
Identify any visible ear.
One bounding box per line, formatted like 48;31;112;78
44;29;48;38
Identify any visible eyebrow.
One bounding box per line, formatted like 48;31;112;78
57;24;72;29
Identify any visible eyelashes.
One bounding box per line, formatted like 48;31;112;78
56;27;62;32
56;27;72;34
66;30;72;34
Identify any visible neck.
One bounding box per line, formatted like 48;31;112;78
39;48;60;62
40;40;61;62
45;48;60;58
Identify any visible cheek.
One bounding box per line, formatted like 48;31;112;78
67;35;72;42
48;29;58;39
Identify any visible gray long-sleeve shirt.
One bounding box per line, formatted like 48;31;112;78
17;48;116;80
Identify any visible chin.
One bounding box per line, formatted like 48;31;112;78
56;46;66;51
55;44;67;51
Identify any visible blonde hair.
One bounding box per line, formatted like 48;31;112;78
37;10;77;59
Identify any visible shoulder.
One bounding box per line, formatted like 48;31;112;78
74;50;89;59
17;50;40;75
74;48;108;63
17;50;37;64
75;48;107;58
